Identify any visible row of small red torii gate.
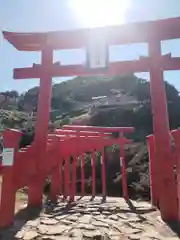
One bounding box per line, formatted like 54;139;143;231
0;16;180;227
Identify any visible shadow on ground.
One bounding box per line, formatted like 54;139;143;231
0;206;41;239
0;196;179;239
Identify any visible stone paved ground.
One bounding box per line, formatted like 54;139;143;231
0;196;179;240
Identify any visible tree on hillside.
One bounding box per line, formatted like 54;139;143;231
21;88;39;111
8;90;19;99
165;81;179;103
131;81;150;104
51;96;74;111
0;91;11;108
112;75;139;94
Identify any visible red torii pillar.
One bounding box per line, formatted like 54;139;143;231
23;47;54;206
148;40;177;220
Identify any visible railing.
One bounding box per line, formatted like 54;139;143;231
0;125;134;228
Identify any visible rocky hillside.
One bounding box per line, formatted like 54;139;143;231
1;74;180;199
1;74;180;136
22;74;180;136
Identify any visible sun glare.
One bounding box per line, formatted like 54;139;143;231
71;0;130;28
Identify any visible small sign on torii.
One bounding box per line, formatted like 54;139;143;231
86;29;109;70
2;148;14;166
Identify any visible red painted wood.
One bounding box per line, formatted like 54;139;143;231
0;130;22;228
71;156;78;201
101;148;106;198
119;135;128;200
13;57;180;79
63;125;134;133
171;130;180;221
81;153;85;196
28;47;53;207
3;17;180;51
91;151;96;198
147;135;158;207
149;40;178;221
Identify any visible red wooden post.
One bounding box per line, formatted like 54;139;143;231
64;156;70;199
71;156;78;201
149;40;178;220
46;136;60;202
147;135;158;207
176;143;180;222
28;47;53;207
0;129;22;228
101;147;106;198
81;153;85;196
91;150;96;198
58;140;67;198
50;166;60;202
59;158;63;196
171;130;180;220
62;158;65;197
119;136;128;200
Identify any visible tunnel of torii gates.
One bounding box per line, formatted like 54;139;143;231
1;16;180;226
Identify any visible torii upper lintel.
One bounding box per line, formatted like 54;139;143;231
3;17;180;51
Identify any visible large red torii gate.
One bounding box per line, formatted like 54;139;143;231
3;17;180;221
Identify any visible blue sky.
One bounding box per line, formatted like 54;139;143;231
1;0;180;93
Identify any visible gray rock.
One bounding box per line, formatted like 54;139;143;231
55;214;69;221
23;230;39;240
108;230;120;237
46;225;70;235
40;218;58;225
68;229;82;238
15;229;26;239
26;220;40;228
102;211;111;216
126;213;141;223
108;207;117;212
59;219;72;225
117;213;128;220
92;220;109;228
67;215;79;222
87;207;99;213
92;211;101;216
45;237;69;240
129;234;142;240
105;219;119;226
79;214;92;224
121;227;142;235
140;229;165;239
108;215;119;221
83;230;102;239
37;225;48;235
78;223;96;230
41;236;57;240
